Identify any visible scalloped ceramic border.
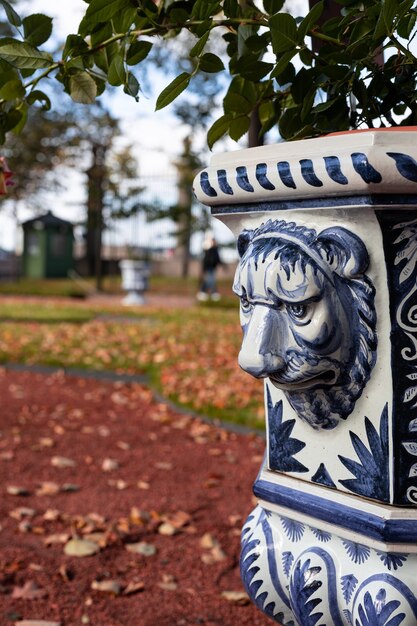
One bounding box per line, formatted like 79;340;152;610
194;129;417;206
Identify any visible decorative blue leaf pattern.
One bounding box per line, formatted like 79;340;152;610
282;551;294;578
355;589;405;626
377;552;408;571
289;559;324;626
342;540;370;564
310;527;332;543
339;404;389;501
280;516;305;543
341;574;358;604
267;387;308;473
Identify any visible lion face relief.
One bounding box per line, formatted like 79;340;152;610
233;219;377;430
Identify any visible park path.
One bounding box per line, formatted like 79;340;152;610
0;367;272;626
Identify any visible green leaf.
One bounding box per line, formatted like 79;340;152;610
69;71;97;104
207;114;232;149
298;0;324;41
23;14;53;47
233;55;273;81
374;0;397;38
263;0;285;15
0;0;21;27
269;13;298;54
229;115;250;142
189;31;210;58
108;54;125;86
223;92;252;114
83;0;131;29
155;72;191;110
112;7;137;32
126;40;152;65
223;0;239;18
0;108;22;133
26;89;51;109
63;34;89;60
0;40;52;69
124;71;140;100
271;49;297;77
191;0;221;20
199;53;224;73
0;78;24;99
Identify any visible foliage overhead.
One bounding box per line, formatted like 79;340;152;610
0;0;416;146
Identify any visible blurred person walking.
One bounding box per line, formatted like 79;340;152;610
197;234;223;301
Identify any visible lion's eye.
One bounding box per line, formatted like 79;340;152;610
287;303;308;320
240;296;252;313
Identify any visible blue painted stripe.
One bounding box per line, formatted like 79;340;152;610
300;159;323;187
236;166;254;192
351;152;382;183
323;156;348;185
253;478;417;545
309;548;345;626
199;171;217;197
256;163;276;190
210;194;417;215
386;152;417;183
217;169;234;195
261;512;291;608
277;161;296;189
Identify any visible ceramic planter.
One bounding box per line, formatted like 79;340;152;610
194;129;417;626
119;259;149;305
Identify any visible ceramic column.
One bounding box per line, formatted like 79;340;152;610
194;129;417;626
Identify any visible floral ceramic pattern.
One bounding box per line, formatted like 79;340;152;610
241;505;417;626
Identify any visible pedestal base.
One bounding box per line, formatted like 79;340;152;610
122;290;145;306
241;504;417;626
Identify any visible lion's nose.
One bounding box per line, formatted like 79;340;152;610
238;306;284;378
238;351;285;379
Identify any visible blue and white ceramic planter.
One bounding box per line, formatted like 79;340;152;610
194;130;417;625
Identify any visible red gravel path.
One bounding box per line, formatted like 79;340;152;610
0;368;272;626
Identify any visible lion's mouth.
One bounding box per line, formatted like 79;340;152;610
268;368;338;390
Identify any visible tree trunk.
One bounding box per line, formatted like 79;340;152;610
86;143;107;291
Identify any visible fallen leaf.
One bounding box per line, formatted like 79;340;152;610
101;458;119;472
64;538;100;557
7;485;30;496
163;510;191;529
51;456;76;468
200;533;217;549
108;479;128;490
125;542;157;556
12;580;47;599
61;483;80;492
91;579;122;595
158;574;177;591
137;480;150;490
9;507;36;520
36;482;60;496
158;522;178;536
59;564;74;581
221;590;250;605
43;509;60;521
123;580;145;595
44;533;70;546
155;462;173;470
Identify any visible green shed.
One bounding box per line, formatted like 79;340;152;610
22;211;74;278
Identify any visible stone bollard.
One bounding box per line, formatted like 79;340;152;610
194;129;417;625
119;259;150;305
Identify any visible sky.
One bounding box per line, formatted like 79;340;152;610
1;0;236;255
1;1;309;256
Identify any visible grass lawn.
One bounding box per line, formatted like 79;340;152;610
0;295;264;430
